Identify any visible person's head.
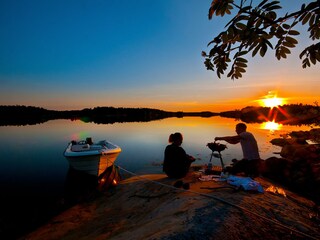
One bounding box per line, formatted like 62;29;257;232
168;132;183;145
235;123;247;135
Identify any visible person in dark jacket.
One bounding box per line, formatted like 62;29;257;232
163;132;195;179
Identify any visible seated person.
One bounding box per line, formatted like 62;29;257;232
163;132;195;179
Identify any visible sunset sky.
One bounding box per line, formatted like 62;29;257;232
0;0;319;112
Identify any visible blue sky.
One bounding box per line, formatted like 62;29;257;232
0;0;319;111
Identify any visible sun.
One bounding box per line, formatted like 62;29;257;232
262;96;284;108
258;92;286;108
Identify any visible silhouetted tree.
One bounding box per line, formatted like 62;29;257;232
202;0;320;79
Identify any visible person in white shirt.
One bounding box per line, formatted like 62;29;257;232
215;123;261;178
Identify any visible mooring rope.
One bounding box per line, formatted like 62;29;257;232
115;165;319;240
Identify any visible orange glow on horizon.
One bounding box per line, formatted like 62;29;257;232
43;90;318;113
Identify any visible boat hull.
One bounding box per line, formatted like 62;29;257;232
64;140;121;176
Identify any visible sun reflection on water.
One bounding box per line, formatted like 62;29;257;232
261;121;282;131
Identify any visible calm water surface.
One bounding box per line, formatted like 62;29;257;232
0;116;313;238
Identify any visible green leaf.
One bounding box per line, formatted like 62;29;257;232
258;0;268;8
299;48;307;59
265;11;277;22
262;1;280;10
288;30;300;36
248;41;259;51
227;4;233;11
237;51;248;56
252;45;260;57
291;21;298;28
302;12;311;25
255;18;263;28
264;39;273;48
221;32;228;43
209;48;217;57
265;5;281;11
282;47;291;54
283;24;290;30
299;12;307;22
260;43;267;57
235;15;250;22
236;67;246;73
280;48;287;58
276;27;287;37
227;27;235;38
285;36;298;44
316;52;320;62
310;55;317;65
303;58;310;68
283;41;295;48
207;39;216;46
217;71;221;78
213;58;220;65
236;23;247;30
236;57;248;63
314;28;320;39
306;58;311;67
236;62;247;68
309;14;315;27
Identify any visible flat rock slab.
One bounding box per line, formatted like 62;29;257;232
24;172;320;240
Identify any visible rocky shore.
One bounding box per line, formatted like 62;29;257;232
264;128;320;204
23;172;319;239
22;129;320;240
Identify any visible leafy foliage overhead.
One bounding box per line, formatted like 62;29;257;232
202;0;320;79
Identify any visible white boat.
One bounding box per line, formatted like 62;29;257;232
64;138;121;176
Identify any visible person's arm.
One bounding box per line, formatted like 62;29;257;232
215;135;241;144
186;154;196;162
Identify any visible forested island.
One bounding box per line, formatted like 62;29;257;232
0;104;319;126
220;104;320;126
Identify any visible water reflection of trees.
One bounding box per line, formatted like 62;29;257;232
1;104;319;126
220;104;320;126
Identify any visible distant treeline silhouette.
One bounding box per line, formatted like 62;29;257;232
1;104;319;126
0;106;56;125
0;105;219;126
220;103;320;126
0;106;167;126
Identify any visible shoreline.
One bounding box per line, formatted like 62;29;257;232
1;104;319;126
23;169;320;240
4;129;320;238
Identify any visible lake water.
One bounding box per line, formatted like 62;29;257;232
0;116;313;238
